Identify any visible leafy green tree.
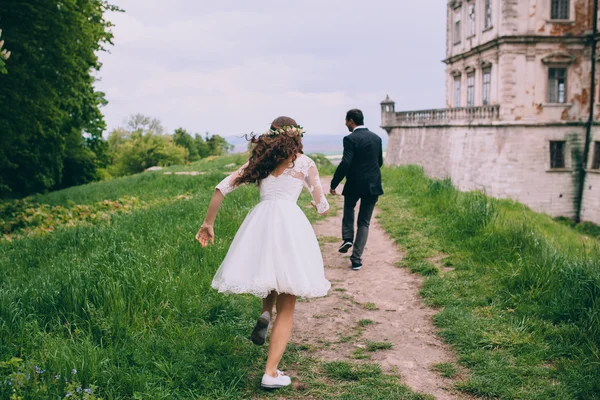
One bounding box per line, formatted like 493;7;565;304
0;0;120;196
173;128;199;162
195;134;212;158
107;114;187;176
206;134;233;156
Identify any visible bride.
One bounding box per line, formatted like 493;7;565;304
196;116;331;389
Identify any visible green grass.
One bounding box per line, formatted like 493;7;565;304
269;359;433;400
350;348;371;360
432;362;460;379
0;155;426;399
554;216;600;240
377;165;600;400
358;319;374;327
365;341;393;352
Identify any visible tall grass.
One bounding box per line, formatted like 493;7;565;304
1;161;265;398
0;155;420;399
377;165;600;399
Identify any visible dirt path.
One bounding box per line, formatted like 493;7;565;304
291;181;466;400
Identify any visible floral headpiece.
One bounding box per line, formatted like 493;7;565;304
265;125;305;138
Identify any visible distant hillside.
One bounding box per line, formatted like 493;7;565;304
226;133;388;156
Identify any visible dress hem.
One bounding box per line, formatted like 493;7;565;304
211;281;330;299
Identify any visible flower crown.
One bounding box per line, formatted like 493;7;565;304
265;125;305;138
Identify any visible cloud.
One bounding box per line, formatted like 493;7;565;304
97;1;447;137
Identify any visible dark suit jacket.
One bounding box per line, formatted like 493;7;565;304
330;128;384;198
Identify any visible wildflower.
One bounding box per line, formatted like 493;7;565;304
55;374;61;380
72;368;77;375
66;392;72;398
85;388;92;394
76;386;82;393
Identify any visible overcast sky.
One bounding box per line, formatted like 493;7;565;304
96;1;447;138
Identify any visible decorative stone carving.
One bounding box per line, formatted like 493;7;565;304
541;52;576;65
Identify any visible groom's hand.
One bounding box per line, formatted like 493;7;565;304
329;188;337;195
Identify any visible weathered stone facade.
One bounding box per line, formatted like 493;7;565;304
383;0;600;224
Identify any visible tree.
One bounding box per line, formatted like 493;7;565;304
0;0;120;196
107;114;187;176
173;128;199;162
206;134;233;156
195;134;212;159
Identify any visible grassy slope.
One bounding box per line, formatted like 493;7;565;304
0;155;424;399
377;166;600;400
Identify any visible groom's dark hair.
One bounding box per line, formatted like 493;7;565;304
346;109;364;126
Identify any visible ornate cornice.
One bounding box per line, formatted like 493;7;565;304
444;35;588;64
541;52;576;65
479;60;493;68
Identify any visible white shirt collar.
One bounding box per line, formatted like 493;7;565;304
353;125;366;132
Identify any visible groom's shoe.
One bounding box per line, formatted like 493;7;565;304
251;311;271;346
338;241;353;253
351;262;363;271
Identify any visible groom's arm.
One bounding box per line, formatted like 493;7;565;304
331;136;354;190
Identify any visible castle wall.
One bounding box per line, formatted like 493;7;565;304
385;124;588;220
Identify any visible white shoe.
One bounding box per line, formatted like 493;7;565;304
261;370;291;389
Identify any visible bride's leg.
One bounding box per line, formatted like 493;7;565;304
264;293;296;377
262;291;278;315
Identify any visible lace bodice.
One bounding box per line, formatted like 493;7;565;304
216;154;330;214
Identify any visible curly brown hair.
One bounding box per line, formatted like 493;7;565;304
233;116;304;186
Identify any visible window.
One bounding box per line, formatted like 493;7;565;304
467;3;476;37
551;0;570;20
454;76;462;107
592;142;600;170
454;10;462;44
550;141;566;169
482;69;491;105
454;75;461;107
548;68;567;104
467;73;475;107
485;0;492;29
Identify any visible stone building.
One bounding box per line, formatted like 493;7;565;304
382;0;600;224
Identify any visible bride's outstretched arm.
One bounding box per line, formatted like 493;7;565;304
196;190;224;247
196;162;248;247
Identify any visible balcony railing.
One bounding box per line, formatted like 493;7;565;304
383;105;500;127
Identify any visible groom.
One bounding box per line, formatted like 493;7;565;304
330;109;384;271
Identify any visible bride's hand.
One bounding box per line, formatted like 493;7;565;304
195;223;215;247
311;201;328;216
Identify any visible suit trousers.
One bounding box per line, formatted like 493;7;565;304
342;194;378;265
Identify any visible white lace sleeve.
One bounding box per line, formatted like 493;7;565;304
216;162;249;196
304;159;330;214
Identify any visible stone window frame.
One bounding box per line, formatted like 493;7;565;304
542;53;575;105
547;139;571;172
483;0;493;31
547;66;568;104
591;141;600;170
453;73;462;107
467;2;476;38
466;71;475;107
549;0;574;23
480;60;493;106
453;5;463;45
482;68;492;106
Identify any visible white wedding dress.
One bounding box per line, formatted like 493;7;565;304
211;154;331;298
